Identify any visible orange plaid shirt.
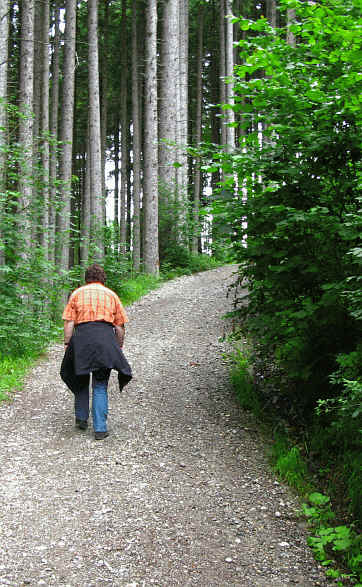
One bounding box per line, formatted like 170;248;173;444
62;282;128;326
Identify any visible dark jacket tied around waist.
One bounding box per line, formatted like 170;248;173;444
60;321;132;393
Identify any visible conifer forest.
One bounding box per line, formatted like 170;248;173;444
0;0;361;574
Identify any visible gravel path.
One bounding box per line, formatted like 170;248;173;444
0;265;330;587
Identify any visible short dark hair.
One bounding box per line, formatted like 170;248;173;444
85;264;106;284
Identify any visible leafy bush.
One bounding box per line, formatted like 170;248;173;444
215;0;362;527
303;493;362;584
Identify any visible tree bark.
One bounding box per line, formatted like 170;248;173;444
219;0;227;147
176;0;189;240
40;0;50;258
287;8;296;47
143;0;159;275
100;0;109;233
113;120;120;255
88;0;103;259
131;0;141;272
49;2;60;266
120;0;128;253
58;0;77;270
18;0;34;253
159;0;179;196
192;5;203;255
225;0;235;153
266;0;277;28
0;0;9;265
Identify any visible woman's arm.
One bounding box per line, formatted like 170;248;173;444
114;324;125;348
63;320;75;349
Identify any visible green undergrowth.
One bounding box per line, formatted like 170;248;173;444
230;346;362;585
0;354;41;402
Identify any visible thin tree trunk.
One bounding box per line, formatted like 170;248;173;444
88;0;103;259
131;0;141;271
143;0;159;274
81;129;91;265
287;8;296;47
113;120;120;255
0;0;9;266
101;0;109;232
32;0;42;223
18;0;34;253
58;0;77;270
266;0;277;28
225;0;235;153
192;5;203;255
158;0;178;196
120;0;128;253
49;2;60;266
177;0;188;241
219;0;226;147
40;0;50;258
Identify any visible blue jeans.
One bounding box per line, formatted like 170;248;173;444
74;369;111;432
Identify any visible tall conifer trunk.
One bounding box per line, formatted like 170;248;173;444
0;0;9;266
143;0;159;274
159;0;178;197
101;0;109;234
49;2;60;266
219;0;227;147
132;0;141;271
177;0;189;241
287;8;296;47
58;0;77;270
120;0;128;253
192;5;203;255
18;0;34;253
225;0;235;153
40;0;50;258
88;0;103;259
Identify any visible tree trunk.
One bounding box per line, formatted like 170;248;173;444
18;0;34;253
57;0;77;270
81;128;91;265
88;0;103;259
143;0;159;275
287;8;296;47
49;2;60;266
225;0;235;153
266;0;277;28
176;0;189;241
131;0;141;272
0;0;9;266
159;0;178;197
120;0;128;253
40;0;50;258
113;120;120;255
100;0;109;233
192;5;203;255
219;0;227;147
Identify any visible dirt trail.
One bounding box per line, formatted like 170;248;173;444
0;266;329;586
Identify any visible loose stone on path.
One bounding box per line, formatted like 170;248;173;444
0;266;330;586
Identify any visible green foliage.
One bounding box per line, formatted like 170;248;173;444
115;273;162;307
208;0;362;526
302;493;362;584
212;0;362;402
273;442;310;493
0;355;38;402
230;347;262;415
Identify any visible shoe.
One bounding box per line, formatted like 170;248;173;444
94;431;109;440
76;419;88;430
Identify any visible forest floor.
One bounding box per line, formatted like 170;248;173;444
0;265;331;587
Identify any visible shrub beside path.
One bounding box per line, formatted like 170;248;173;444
0;265;329;586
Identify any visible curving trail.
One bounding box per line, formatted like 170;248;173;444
0;266;329;586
